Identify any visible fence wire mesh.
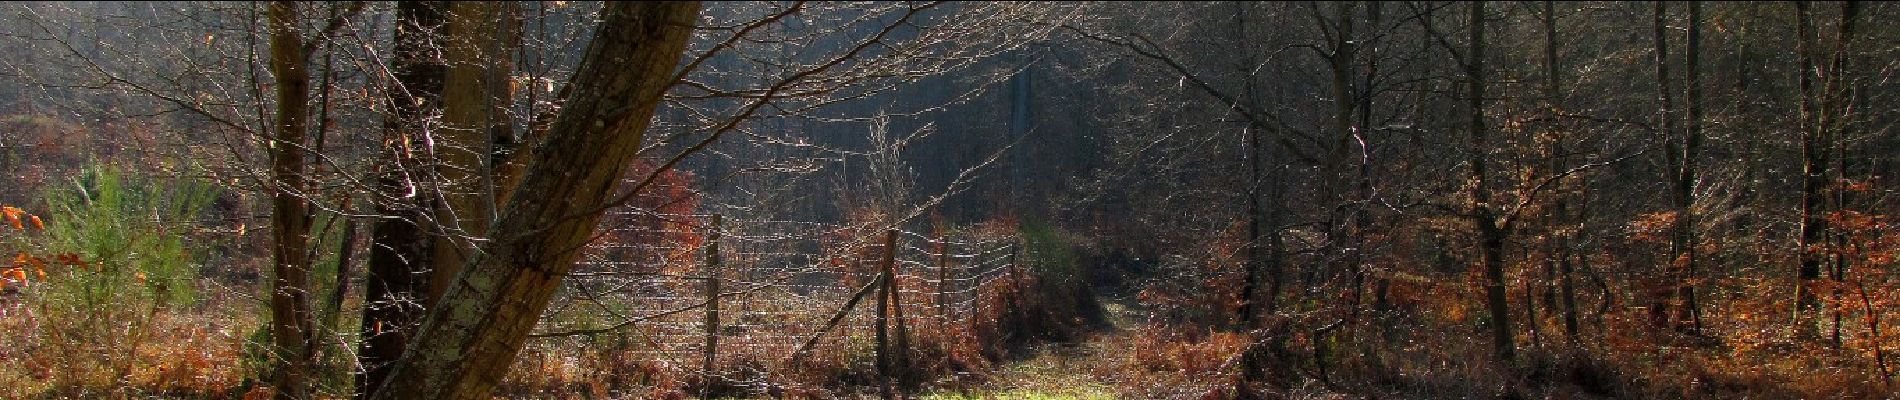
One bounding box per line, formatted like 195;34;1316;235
532;210;1022;391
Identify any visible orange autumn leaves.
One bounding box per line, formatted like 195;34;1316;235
2;206;43;231
6;251;94;289
1;205;87;293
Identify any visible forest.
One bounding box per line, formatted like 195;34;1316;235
0;1;1894;399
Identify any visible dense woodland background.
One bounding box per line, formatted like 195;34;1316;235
0;1;1895;399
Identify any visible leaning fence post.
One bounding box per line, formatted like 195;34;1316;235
786;273;881;366
886;229;912;390
701;214;722;400
875;229;894;400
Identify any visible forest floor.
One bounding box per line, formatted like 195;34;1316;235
918;343;1117;400
917;296;1142;400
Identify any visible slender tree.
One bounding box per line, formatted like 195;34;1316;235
1679;0;1705;335
1822;0;1860;347
265;2;316;398
1653;0;1691;333
1793;0;1824;339
1540;0;1581;343
1464;0;1515;363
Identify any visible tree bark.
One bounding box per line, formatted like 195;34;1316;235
1793;0;1824;340
1356;2;1383;327
368;3;701;399
1236;0;1264;333
1652;0;1690;333
1679;0;1705;335
358;2;447;397
1322;1;1372;331
1823;0;1860;348
429;0;521;305
1465;0;1515;363
265;2;316;398
1541;0;1580;343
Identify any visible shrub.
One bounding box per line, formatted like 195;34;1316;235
4;164;227;396
993;219;1108;350
39;165;215;308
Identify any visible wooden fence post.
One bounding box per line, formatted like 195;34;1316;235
1009;244;1025;310
875;229;893;400
886;229;911;391
786;274;881;365
1009;245;1022;290
701;214;722;400
936;235;949;329
967;240;978;336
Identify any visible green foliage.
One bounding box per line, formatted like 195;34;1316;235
38;164;216;307
1018;218;1077;280
238;325;276;387
6;164;223;394
997;218;1109;346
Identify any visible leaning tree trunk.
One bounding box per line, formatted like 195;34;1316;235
265;2;316;399
358;1;447;398
368;3;701;399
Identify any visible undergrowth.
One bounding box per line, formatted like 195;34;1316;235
0;165;249;399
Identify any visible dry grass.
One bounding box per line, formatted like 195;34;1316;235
2;277;1891;399
0;290;259;399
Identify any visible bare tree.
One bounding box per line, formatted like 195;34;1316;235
358;1;446;397
1463;0;1515;363
1793;0;1823;339
366;3;700;398
263;2;317;398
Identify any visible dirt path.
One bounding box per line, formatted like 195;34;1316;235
920;295;1145;399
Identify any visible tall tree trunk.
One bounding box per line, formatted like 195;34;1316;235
358;2;447;397
1824;0;1860;348
1680;0;1705;335
1233;4;1299;389
265;2;316;398
1465;0;1515;363
429;0;522;305
368;3;701;399
1237;98;1268;389
1236;0;1264;332
1234;3;1277;387
1357;1;1386;326
1540;0;1580;343
1324;1;1370;330
1006;57;1032;209
1653;0;1692;334
1793;0;1824;340
1352;1;1383;327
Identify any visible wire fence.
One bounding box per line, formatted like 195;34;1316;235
533;210;1023;392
